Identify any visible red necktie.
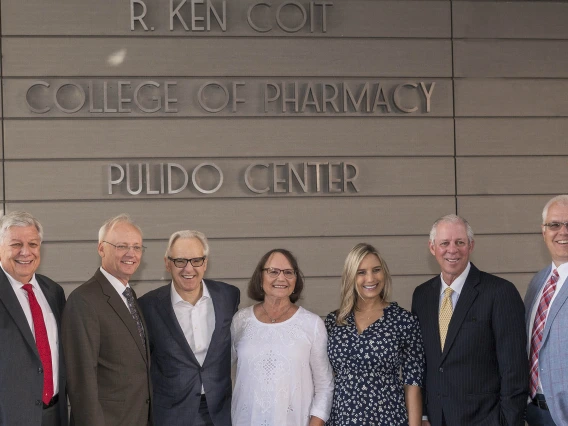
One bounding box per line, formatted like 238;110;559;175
529;269;559;398
22;284;54;405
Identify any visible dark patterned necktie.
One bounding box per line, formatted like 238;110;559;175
123;286;147;351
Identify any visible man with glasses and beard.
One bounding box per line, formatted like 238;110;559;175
139;230;240;426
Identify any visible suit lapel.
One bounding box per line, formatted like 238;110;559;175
542;275;568;344
96;270;148;363
440;264;480;365
203;280;224;367
156;284;200;365
524;267;551;336
0;270;39;357
425;276;443;355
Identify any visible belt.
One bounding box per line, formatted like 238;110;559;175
531;394;548;411
43;394;59;409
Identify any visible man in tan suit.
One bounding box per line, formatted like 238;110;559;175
62;214;152;426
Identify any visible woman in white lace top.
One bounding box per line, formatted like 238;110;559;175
231;248;334;426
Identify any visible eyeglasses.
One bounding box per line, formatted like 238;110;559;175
103;241;146;254
168;256;206;268
262;267;296;279
543;222;568;231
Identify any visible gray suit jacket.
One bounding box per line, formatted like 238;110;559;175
139;279;240;426
62;269;152;426
0;269;68;426
525;265;568;425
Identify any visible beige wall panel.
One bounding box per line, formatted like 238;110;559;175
457;157;568;195
4;77;452;118
456;118;568;156
469;234;548;274
494;273;535;300
37;236;441;283
2;0;450;38
458;195;552;234
2;38;452;78
4;158;455;200
454;40;568;78
455;80;568;117
8;196;455;240
4;118;455;159
453;2;568;39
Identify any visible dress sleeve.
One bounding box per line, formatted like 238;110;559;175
230;311;240;367
309;316;335;422
401;312;425;387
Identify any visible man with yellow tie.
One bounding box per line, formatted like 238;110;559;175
411;214;528;426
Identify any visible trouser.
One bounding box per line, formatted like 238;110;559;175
194;394;214;426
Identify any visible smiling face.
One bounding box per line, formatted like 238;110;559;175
98;221;143;285
355;253;385;301
261;252;296;301
166;237;208;300
429;221;475;285
0;225;42;283
542;202;568;266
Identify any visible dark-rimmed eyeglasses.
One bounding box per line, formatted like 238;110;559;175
262;267;296;279
543;222;568;231
103;241;146;254
168;256;206;268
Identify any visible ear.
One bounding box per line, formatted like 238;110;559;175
164;256;172;273
542;225;547;241
97;242;105;259
202;257;208;273
468;239;475;253
428;240;436;256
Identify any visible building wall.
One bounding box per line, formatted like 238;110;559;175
1;0;566;314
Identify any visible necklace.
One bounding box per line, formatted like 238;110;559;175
356;304;386;320
261;302;293;323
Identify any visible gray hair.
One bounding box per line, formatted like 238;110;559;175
542;195;568;223
429;214;474;244
98;213;142;243
165;230;210;257
0;211;44;242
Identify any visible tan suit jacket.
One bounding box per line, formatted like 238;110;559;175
62;269;152;426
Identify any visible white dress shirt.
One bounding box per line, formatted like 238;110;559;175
100;266;132;308
439;262;471;312
528;261;568;394
171;281;215;393
2;263;59;394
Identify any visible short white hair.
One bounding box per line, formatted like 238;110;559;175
165;230;210;257
542;195;568;223
0;211;44;242
429;214;474;244
98;213;142;243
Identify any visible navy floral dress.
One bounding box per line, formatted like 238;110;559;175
325;302;424;426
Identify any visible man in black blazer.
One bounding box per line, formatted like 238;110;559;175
412;214;528;426
139;230;240;426
0;211;68;426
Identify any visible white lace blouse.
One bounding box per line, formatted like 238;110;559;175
231;306;334;426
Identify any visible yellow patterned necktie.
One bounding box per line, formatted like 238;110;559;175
439;287;454;350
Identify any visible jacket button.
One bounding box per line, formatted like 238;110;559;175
146;399;150;404
38;367;43;374
35;400;41;406
439;367;443;373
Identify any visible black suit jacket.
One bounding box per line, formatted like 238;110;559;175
411;264;528;426
0;269;68;426
139;279;240;426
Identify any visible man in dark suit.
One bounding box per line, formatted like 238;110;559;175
139;230;240;426
0;211;68;426
412;214;528;426
62;214;152;426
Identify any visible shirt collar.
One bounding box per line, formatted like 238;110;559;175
439;262;471;297
99;266;131;296
552;261;568;283
1;262;39;291
171;280;210;306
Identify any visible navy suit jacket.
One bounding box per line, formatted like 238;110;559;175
0;269;68;426
412;264;528;426
139;279;240;426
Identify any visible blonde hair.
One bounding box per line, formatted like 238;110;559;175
336;243;392;325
